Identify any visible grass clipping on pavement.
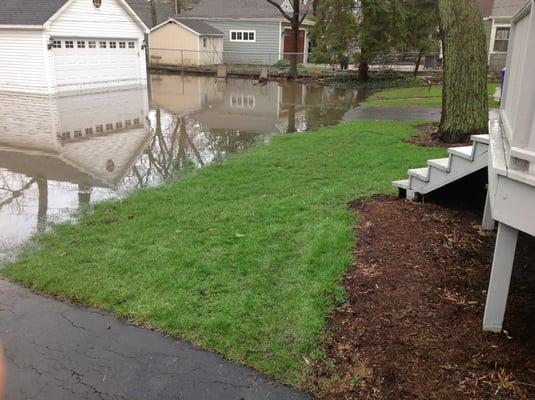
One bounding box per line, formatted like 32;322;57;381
2;121;444;386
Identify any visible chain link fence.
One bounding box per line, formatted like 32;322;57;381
148;48;444;77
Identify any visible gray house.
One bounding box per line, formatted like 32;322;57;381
482;0;525;73
182;0;313;65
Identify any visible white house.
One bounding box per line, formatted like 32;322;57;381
393;0;535;333
483;0;535;333
0;0;149;94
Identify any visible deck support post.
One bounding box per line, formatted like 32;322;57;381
483;222;519;332
481;190;496;231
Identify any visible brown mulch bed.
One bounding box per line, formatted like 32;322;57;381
406;124;468;148
309;197;535;400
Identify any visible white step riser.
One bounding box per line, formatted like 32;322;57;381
449;142;488;161
392;135;490;198
410;151;489;194
410;167;449;193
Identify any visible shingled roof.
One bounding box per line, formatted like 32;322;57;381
185;0;306;19
0;0;152;27
0;0;69;25
156;18;223;35
491;0;526;18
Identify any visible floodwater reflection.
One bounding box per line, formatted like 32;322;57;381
0;74;362;261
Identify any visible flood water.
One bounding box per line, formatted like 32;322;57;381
0;74;363;262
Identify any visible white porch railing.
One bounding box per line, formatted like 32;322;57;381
500;0;535;178
483;0;535;333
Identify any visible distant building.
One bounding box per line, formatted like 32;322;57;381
0;0;149;94
149;0;313;66
483;0;526;73
149;18;224;66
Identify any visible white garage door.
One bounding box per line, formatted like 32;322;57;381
52;38;142;88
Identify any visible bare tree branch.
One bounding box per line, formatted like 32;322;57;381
299;7;309;24
265;0;293;21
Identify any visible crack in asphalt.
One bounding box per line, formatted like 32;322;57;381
0;280;310;400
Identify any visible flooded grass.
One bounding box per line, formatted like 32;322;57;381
1;120;445;386
363;83;500;108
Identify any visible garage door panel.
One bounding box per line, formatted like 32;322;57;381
53;38;141;87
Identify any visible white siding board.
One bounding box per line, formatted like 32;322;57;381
0;30;52;93
48;0;145;39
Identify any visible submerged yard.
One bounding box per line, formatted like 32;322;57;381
1;120;445;385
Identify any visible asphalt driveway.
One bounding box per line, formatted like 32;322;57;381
0;279;310;400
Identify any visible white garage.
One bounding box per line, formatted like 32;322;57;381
52;38;144;89
0;0;149;94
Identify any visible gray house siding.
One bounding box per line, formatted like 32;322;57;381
207;19;281;65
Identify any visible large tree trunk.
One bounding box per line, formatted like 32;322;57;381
435;0;488;143
289;21;299;78
358;62;369;81
288;0;301;79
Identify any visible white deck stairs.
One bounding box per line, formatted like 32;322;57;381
393;134;490;199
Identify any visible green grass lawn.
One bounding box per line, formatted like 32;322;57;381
1;121;445;386
363;82;500;108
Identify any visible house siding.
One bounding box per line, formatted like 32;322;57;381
47;0;145;39
0;30;52;93
149;22;223;66
207;19;281;65
488;17;513;75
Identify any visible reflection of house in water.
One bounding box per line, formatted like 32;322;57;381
0;87;150;189
150;74;306;134
0;87;150;252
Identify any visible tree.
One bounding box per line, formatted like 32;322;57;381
435;0;488;143
310;0;357;66
396;1;438;76
266;0;311;78
355;0;438;80
356;0;398;81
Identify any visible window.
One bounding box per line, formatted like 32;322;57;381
494;27;510;52
85;128;93;135
230;94;255;109
74;130;82;138
77;41;85;48
99;41;107;48
125;119;132;127
65;41;74;48
119;41;126;48
93;0;102;8
230;30;256;42
88;41;96;48
133;118;140;125
116;122;123;129
128;41;135;49
106;123;113;131
109;41;117;48
202;37;208;48
52;40;62;48
96;125;104;133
